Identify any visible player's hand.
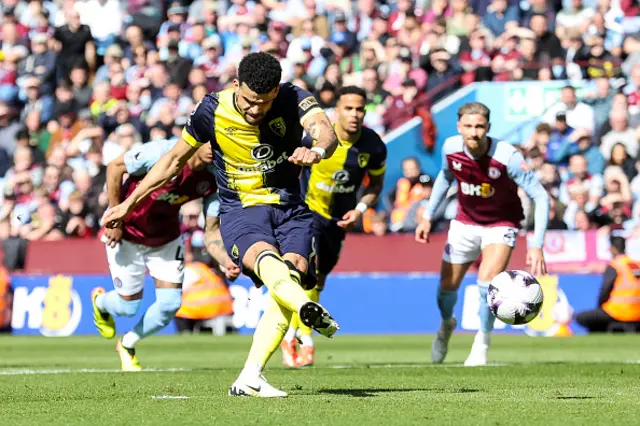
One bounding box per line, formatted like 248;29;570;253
337;209;361;230
101;202;133;229
101;225;123;248
288;147;322;166
526;247;547;277
224;262;241;282
415;219;432;243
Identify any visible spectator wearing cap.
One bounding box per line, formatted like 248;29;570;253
331;11;357;54
53;8;96;80
17;32;56;96
19;76;53;125
194;35;229;82
163;40;193;89
157;2;189;46
94;43;123;84
546;111;576;165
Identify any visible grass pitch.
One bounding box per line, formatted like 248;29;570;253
1;334;640;425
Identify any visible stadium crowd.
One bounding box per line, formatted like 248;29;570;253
0;0;639;258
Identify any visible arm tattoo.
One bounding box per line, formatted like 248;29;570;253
305;114;339;156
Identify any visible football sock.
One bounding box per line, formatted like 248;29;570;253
124;288;182;347
477;282;495;334
254;251;309;313
284;324;297;342
297;287;319;340
437;286;458;321
96;290;141;317
244;296;293;373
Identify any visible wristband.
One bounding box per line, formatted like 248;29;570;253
355;202;368;213
311;146;326;159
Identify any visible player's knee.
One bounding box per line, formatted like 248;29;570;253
156;288;183;317
117;298;142;317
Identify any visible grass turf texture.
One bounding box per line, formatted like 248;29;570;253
1;334;640;425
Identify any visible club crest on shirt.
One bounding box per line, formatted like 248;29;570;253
231;244;239;259
357;153;370;168
196;181;211;195
488;166;501;179
269;117;286;137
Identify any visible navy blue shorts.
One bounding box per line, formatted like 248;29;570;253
312;212;346;276
220;204;317;288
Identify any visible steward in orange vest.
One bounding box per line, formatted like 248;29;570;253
576;235;640;333
388;158;433;231
0;265;12;333
176;261;233;321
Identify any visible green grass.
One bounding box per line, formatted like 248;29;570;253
1;334;640;425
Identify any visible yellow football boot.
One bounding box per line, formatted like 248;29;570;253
91;287;116;339
116;340;142;372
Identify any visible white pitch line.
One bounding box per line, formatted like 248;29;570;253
0;367;191;376
152;395;190;399
2;361;639;376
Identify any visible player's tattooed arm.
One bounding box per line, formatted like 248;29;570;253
204;215;240;281
304;112;339;158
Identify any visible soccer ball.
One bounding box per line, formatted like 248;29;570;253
487;270;544;325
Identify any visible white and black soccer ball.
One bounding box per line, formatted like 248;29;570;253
487;270;544;325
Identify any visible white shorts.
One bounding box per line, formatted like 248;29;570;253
443;220;518;265
105;237;185;296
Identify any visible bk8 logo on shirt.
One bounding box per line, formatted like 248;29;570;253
460;182;495;198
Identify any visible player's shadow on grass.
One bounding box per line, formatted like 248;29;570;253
317;387;480;398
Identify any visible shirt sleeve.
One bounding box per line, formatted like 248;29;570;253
123;139;177;176
367;139;387;177
203;193;221;217
182;94;217;148
291;84;324;126
507;150;550;248
301;134;314;148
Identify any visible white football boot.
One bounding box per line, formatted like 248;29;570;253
228;373;288;398
464;331;490;366
431;317;457;363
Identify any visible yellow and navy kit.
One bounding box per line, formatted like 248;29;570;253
182;83;323;213
301;126;387;220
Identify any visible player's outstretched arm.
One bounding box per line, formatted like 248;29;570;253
101;139;198;228
289;112;339;166
508;151;550;276
102;154;128;246
204;215;241;281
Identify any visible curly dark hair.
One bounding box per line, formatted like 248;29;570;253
337;85;367;101
238;52;282;94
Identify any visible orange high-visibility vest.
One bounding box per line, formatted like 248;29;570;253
0;267;11;329
602;255;640;322
176;262;234;320
390;178;424;225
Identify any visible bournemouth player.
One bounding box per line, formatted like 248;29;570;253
93;139;240;371
415;102;550;366
281;86;387;367
102;52;340;397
